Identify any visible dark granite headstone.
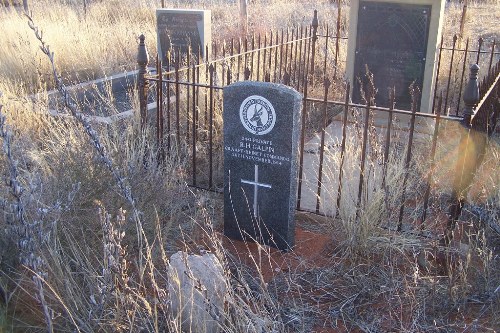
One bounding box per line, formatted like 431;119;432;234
223;82;302;251
156;9;211;63
352;1;431;110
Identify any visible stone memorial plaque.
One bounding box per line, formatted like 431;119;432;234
353;1;431;109
156;9;211;63
346;0;445;113
223;82;302;251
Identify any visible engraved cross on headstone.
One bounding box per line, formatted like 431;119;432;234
241;164;272;217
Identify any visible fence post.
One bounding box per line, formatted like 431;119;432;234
240;0;248;37
459;0;468;37
137;34;149;130
446;64;482;245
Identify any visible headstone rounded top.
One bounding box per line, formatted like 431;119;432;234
226;81;302;100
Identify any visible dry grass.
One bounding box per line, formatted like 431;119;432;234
0;0;499;332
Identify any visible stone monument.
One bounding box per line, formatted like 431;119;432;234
156;8;211;63
345;0;445;112
223;82;302;251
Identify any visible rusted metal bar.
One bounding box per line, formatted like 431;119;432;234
382;88;395;189
316;78;331;214
221;42;226;86
196;49;201;129
476;37;484;65
192;63;197;186
310;10;319;86
293;26;299;86
214;39;218;60
274;30;279;82
459;0;467;37
334;2;341;78
157;56;164;162
244;36;248;77
175;52;180;148
397;85;420;231
257;33;262;81
262;34;268;80
205;47;209;129
323;25;329;81
166;51;171;153
421;93;442;224
227;66;232;85
209;63;215;189
356;94;372;221
296;30;312;210
444;35;458;115
297;26;304;90
284;29;290;83
475;62;500;112
446;64;481;245
156;54;161;150
250;34;255;79
237;38;242;81
137;34;149;130
302;98;454;120
229;38;234;83
187;48;191;141
268;32;273;78
301;26;310;91
439;45;500;54
279;29;284;81
488;39;496;74
336;82;350;213
456;38;470;116
431;36;444;114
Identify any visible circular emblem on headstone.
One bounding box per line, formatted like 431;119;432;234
239;95;276;135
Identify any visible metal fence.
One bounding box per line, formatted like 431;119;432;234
138;10;499;240
433;36;499;117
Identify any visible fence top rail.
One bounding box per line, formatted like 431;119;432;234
305;96;462;121
144;34;314;79
440;46;500;55
317;34;348;40
145;77;224;90
475;68;500;113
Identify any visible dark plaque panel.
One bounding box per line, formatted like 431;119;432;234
352;1;431;110
157;11;204;63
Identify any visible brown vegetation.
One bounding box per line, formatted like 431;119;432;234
0;0;498;332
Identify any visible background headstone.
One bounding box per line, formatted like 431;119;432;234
223;82;302;251
156;8;211;63
345;0;445;112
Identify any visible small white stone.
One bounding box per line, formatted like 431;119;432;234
167;251;226;333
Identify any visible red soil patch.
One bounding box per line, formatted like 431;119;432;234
221;227;334;283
